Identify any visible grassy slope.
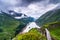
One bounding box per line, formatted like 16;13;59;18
0;12;20;40
36;9;60;26
36;9;60;40
14;28;46;40
43;22;60;40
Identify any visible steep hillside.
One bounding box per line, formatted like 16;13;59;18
0;11;34;40
0;12;20;40
42;22;60;40
36;9;60;26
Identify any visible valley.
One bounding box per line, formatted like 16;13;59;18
0;0;60;40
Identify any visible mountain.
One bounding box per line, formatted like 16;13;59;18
12;9;60;40
41;22;60;40
8;10;35;24
36;9;60;26
0;11;22;40
35;9;60;40
18;17;35;24
8;10;27;19
0;11;34;40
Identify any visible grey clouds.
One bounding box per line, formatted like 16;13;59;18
0;0;60;19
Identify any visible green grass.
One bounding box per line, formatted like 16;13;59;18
14;28;46;40
0;12;20;40
43;21;60;40
50;26;60;40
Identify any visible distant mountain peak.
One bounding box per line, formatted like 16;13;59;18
8;10;28;19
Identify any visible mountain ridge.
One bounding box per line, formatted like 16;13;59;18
36;9;60;26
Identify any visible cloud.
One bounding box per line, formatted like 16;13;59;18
49;0;60;4
0;0;18;5
20;0;42;6
0;0;19;12
0;0;60;19
10;1;59;19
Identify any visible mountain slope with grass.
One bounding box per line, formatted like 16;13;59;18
36;9;60;26
0;11;35;40
0;11;20;40
41;22;60;40
35;9;60;40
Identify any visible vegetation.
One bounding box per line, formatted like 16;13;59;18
36;9;60;26
36;9;60;40
14;28;46;40
0;11;35;40
42;22;60;40
0;8;60;40
0;12;20;40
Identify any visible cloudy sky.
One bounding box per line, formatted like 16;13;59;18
0;0;60;19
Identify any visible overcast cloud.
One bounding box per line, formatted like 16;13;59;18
0;0;60;19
